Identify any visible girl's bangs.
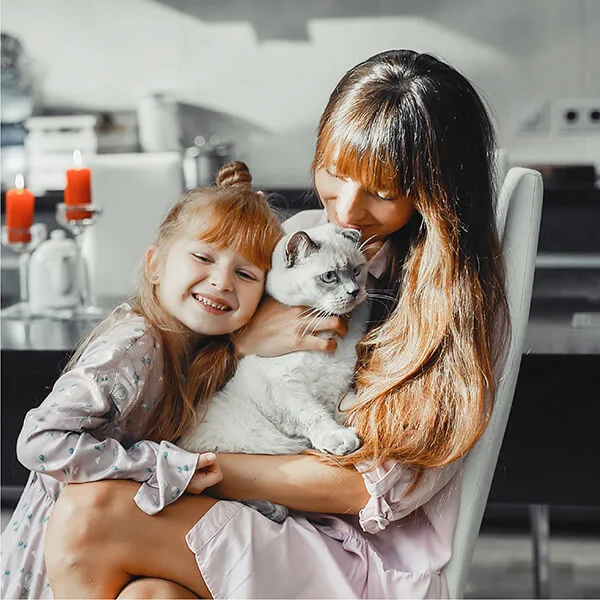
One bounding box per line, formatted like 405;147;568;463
189;195;281;271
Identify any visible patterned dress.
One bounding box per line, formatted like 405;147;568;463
1;308;200;599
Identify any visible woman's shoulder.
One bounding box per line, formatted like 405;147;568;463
282;209;327;234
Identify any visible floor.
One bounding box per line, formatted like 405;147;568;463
464;531;600;598
2;509;600;598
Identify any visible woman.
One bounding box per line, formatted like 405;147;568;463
44;49;509;599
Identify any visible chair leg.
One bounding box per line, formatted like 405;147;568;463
529;503;551;598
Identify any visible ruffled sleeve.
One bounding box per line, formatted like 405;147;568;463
133;440;199;514
356;458;463;534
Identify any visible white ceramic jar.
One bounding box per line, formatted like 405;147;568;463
29;229;79;317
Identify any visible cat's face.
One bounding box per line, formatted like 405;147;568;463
267;223;368;315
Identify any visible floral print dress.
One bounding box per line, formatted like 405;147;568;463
0;307;200;599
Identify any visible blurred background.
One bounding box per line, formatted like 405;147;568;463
2;0;600;187
1;1;599;597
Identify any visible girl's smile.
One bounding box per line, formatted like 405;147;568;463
149;236;265;337
192;292;233;313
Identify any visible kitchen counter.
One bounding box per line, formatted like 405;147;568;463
0;295;122;351
2;297;599;354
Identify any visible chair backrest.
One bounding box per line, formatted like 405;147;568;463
444;167;544;598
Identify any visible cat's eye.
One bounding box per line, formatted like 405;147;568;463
353;266;362;277
319;271;339;284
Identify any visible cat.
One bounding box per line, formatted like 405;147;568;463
178;222;369;520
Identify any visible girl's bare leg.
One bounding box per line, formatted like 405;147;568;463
118;578;199;599
45;480;217;599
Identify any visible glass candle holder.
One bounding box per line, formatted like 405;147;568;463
1;223;47;320
55;202;105;320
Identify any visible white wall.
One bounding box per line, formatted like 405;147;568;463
2;0;599;186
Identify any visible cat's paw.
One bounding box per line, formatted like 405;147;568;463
242;500;289;523
264;503;289;523
313;427;362;456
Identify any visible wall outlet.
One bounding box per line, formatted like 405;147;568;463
551;98;600;134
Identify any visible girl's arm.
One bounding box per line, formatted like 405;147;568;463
208;453;370;514
16;321;202;514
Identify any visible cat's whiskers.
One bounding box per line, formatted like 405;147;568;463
367;291;396;301
299;309;333;338
297;307;324;336
303;312;331;338
358;234;378;254
298;306;318;319
366;291;397;309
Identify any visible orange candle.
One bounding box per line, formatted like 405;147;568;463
5;174;35;243
64;149;92;219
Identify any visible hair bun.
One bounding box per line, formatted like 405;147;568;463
216;161;252;188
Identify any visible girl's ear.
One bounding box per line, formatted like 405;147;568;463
144;246;160;283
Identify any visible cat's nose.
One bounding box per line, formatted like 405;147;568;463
346;287;359;298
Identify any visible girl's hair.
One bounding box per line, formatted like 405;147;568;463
313;50;510;471
67;161;283;443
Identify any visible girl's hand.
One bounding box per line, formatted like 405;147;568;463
232;296;349;357
186;453;223;494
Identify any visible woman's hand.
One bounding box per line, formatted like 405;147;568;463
186;452;223;494
232;296;349;357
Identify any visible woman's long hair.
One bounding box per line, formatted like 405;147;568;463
67;162;283;444
313;50;510;470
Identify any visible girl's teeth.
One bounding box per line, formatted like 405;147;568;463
195;295;229;311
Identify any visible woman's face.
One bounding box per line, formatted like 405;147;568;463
314;167;416;250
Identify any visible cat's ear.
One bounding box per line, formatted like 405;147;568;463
285;231;320;267
337;227;361;244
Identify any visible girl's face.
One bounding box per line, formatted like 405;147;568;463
149;233;266;338
315;167;416;251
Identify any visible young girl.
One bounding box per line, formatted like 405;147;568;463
0;161;285;600
45;49;510;599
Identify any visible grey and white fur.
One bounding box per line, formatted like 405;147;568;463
178;223;369;520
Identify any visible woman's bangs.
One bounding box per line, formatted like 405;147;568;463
191;197;280;271
317;111;401;196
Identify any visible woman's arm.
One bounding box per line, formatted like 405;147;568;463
204;452;464;532
232;296;348;357
207;453;370;514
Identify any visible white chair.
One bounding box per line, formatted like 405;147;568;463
444;167;544;599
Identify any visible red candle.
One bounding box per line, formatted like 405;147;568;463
64;149;92;220
5;174;35;243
